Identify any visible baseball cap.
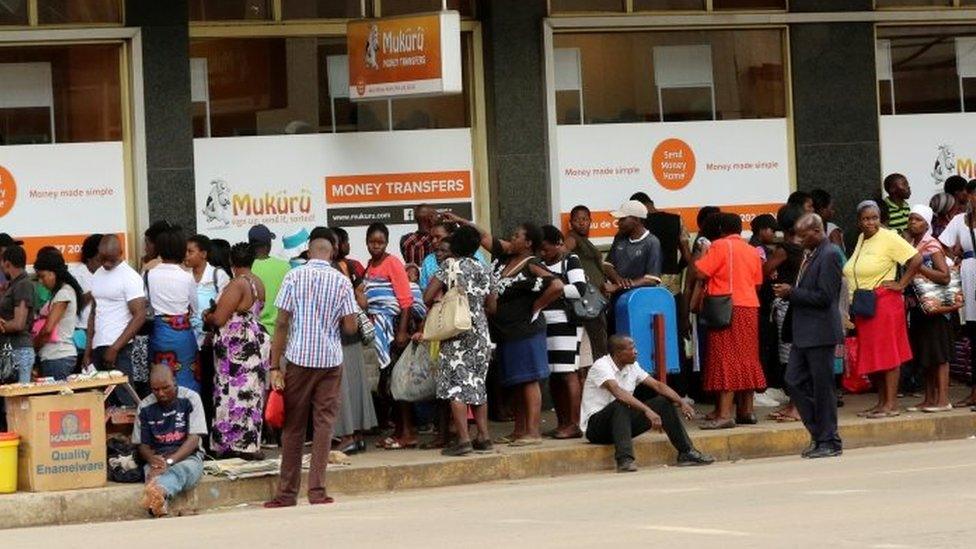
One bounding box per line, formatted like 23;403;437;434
0;233;23;247
610;200;648;220
247;224;276;244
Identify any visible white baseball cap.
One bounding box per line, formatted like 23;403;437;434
610;200;648;219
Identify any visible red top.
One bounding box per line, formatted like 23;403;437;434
696;235;763;308
366;255;414;310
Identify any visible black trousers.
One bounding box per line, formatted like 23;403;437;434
785;345;841;450
585;396;693;462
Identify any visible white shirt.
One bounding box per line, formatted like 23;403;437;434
91;262;145;348
146;263;198;316
69;263;95;329
580;354;649;432
198;264;230;297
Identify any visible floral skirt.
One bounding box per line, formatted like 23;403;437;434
149;315;200;393
211;311;270;454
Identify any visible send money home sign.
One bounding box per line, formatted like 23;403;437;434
347;11;462;100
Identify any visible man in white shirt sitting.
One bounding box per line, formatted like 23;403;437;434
582;335;714;472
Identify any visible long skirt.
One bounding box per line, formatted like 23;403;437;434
852;288;912;376
149;315;200;393
499;330;550;387
704;306;767;392
333;339;379;437
211;311;270;454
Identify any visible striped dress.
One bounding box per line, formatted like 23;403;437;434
543;254;587;374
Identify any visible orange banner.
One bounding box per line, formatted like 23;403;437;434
347;14;444;98
20;233;127;264
560;203;784;238
326;171;471;204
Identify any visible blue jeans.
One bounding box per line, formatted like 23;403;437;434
146;455;204;499
13;347;35;384
93;344;135;406
40;356;76;381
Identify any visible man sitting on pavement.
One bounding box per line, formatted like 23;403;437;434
134;364;208;517
582;335;714;472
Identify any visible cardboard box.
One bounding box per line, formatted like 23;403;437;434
5;392;107;492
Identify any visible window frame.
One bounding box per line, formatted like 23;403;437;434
547;0;789;16
188;0;476;26
0;0;124;28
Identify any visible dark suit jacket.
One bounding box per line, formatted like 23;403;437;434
787;238;844;349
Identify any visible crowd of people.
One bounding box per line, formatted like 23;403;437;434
0;172;973;515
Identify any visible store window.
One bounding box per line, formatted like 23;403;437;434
0;1;28;25
877;26;976;115
634;0;705;10
378;0;474;16
0;44;122;144
713;0;785;8
875;1;953;7
554;29;786;125
189;35;470;137
282;0;371;19
37;0;122;24
550;0;624;13
190;0;273;21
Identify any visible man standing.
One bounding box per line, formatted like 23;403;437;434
85;235;146;406
0;245;36;383
582;335;714;472
882;173;912;233
134;364;208;517
603;200;663;294
249;224;290;337
400;203;436;266
264;236;358;508
629;192;690;293
773;213;844;459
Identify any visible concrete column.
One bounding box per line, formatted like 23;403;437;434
480;0;551;233
789;21;879;230
126;0;196;233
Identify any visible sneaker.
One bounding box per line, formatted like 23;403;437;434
141;481;168;517
801;441;817;458
676;449;715;467
753;392;780;408
440;441;473;457
806;445;842;459
472;439;494;453
616;458;638;473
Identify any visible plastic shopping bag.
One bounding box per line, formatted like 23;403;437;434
390;342;436;403
264;389;285;429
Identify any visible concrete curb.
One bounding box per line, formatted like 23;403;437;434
2;411;974;529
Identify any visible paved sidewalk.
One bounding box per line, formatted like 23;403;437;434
2;389;975;529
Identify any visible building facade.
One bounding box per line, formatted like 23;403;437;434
0;0;974;260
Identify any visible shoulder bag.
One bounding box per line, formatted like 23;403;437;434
0;342;14;383
849;239;877;318
700;240;733;329
422;259;473;342
561;256;608;321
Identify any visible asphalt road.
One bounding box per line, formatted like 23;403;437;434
10;439;976;548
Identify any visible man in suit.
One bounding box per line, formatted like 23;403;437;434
773;213;844;459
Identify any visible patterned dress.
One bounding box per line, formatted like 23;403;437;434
435;257;496;405
211;278;270;455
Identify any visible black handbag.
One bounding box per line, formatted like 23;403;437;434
0;342;15;383
849;243;876;318
561;257;608;321
700;240;733;329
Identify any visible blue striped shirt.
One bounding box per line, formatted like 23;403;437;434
275;259;357;369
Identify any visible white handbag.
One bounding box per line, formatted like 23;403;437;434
422;259;472;341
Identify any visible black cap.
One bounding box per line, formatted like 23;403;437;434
0;233;23;247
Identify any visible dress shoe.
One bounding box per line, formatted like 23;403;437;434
309;496;335;505
616;458;638;473
676;449;715;467
806;445;842;459
699;418;736;430
263;498;297;509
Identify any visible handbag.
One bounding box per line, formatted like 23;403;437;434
849;242;876;318
264;389;285;429
356;309;376;346
0;342;15;384
138;270;155;337
561;257;608;321
390;341;436;402
422;259;472;342
699;240;733;329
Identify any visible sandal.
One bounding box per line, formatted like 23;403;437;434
699;418;736;430
551;428;583;440
382;437;418;450
866;410;900;420
375;436;396;449
509;437;543;447
493;435;517;444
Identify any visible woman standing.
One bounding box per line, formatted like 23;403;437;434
938;192;976;408
359;222;424;450
905;205;957;413
490;223;564;446
146;227;200;392
204;243;270;460
539;225;587;439
563;205;607;379
695;213;767;429
844;201;922;418
929;192;956;239
33;250;83;380
423;225;498;456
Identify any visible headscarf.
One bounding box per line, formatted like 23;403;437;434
909;203;940;253
856;200;880;215
929;192;955;219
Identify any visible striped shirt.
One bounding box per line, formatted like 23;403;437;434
885;197;910;232
275;259;357;369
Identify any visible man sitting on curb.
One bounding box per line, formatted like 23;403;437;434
582;335;714;472
133;364;208;517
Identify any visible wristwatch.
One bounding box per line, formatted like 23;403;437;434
165;458;174;466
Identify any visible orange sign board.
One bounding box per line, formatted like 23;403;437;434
560;203;783;239
20;233;127;264
326;171;472;204
346;11;462;99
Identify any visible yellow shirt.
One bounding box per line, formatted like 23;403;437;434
843;228;918;292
